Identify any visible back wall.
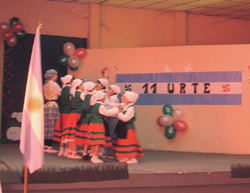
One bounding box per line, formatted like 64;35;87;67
71;44;250;155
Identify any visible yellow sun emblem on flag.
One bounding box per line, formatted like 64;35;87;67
27;97;43;111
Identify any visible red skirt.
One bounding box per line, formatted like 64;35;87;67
74;123;88;145
113;128;144;158
86;123;112;147
61;113;80;143
52;113;70;142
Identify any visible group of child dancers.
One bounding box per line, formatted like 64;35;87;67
43;69;144;164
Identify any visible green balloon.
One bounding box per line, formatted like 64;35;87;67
165;125;176;139
10;17;20;27
58;55;69;66
68;66;79;71
15;30;27;39
162;104;173;115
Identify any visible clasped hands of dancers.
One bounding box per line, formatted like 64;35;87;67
43;69;143;164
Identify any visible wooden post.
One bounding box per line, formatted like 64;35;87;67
24;164;28;193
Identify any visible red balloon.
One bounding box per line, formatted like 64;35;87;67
173;120;188;131
156;116;164;127
74;48;87;59
12;22;24;33
3;29;14;40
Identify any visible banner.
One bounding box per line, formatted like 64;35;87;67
116;71;242;105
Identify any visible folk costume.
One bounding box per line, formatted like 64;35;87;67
86;91;119;163
114;91;144;164
53;74;73;156
74;81;96;146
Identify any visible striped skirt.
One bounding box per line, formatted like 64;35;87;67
74;123;88;145
44;105;59;139
113;128;144;158
53;113;70;142
86;123;112;147
61;113;80;143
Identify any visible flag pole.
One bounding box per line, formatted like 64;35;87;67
24;164;28;193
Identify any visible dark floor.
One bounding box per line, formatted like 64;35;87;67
1;143;250;174
3;143;250;193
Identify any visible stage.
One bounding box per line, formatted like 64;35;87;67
1;143;250;193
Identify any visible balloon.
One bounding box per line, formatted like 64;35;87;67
12;22;24;33
6;35;17;47
0;22;10;35
68;55;80;68
156;116;164;127
164;125;176;139
162;104;173;115
63;42;75;56
74;47;87;59
15;30;27;39
172;108;184;120
58;55;69;66
173;120;188;131
69;66;79;71
10;17;20;27
160;115;173;126
3;29;14;40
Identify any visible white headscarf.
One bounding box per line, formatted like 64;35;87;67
124;91;139;104
90;90;106;106
98;78;109;89
110;85;121;94
83;81;96;94
70;79;83;97
60;75;73;86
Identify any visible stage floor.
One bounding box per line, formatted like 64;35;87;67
2;143;250;193
1;143;250;174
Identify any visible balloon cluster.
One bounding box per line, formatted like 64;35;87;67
58;42;87;71
157;104;188;139
0;17;27;47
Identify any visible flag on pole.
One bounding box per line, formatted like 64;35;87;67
19;26;44;174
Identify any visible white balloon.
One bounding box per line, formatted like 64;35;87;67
63;42;75;56
160;115;173;126
68;55;80;68
173;108;184;120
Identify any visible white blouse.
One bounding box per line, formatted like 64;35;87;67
97;102;119;117
117;103;135;122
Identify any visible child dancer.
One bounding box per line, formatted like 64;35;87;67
94;78;109;156
43;69;61;153
114;91;144;164
103;85;121;158
61;78;83;159
74;81;96;159
96;78;109;92
53;74;74;156
86;91;119;163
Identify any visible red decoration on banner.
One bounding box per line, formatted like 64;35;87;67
222;84;230;92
